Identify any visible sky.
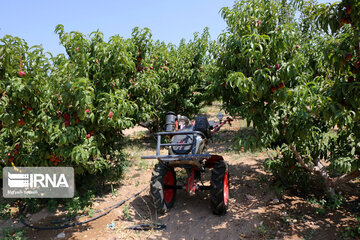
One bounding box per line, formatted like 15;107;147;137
0;0;337;55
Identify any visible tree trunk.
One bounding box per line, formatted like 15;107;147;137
289;144;359;198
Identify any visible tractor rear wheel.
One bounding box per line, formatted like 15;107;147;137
150;163;176;213
210;160;229;215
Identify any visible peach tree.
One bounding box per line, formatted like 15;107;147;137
0;25;211;179
213;0;360;197
0;33;134;178
129;28;212;131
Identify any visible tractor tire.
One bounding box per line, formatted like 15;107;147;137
210;160;229;215
150;163;176;214
194;116;210;137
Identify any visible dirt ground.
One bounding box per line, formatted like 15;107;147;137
2;105;360;240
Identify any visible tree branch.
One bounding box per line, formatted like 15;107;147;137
289;144;314;173
289;144;360;197
289;144;335;197
331;169;360;187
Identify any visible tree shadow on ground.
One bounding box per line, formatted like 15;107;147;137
126;155;360;240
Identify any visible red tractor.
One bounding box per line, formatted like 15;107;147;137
142;112;233;215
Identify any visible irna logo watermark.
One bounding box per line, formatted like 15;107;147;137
3;167;74;198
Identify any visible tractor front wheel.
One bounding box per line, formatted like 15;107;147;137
150;163;176;214
210;160;229;215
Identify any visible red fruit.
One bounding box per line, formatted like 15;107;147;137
290;166;295;171
340;17;350;27
278;82;285;89
340;18;346;28
346;6;351;15
200;66;203;71
257;20;261;27
269;65;273;69
356;61;360;69
15;143;21;149
8;157;14;163
221;82;226;88
57;100;61;105
26;107;32;111
276;64;281;70
90;131;95;136
73;112;78;117
150;66;154;70
137;57;142;61
76;47;80;52
18;71;26;77
296;45;300;49
63;113;70;120
33;126;37;131
112;82;116;87
154;57;158;59
348;76;355;83
271;87;277;93
75;118;80;124
17;119;26;126
64;120;70;127
108;111;113;119
144;67;148;71
139;50;142;55
346;53;353;61
277;27;280;31
173;101;177;105
86;134;91;139
7;152;11;156
85;109;90;114
13;149;18;155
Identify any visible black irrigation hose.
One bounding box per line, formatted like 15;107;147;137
20;186;150;230
126;223;166;231
50;195;128;225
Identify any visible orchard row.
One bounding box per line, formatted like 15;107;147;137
1;0;359;197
